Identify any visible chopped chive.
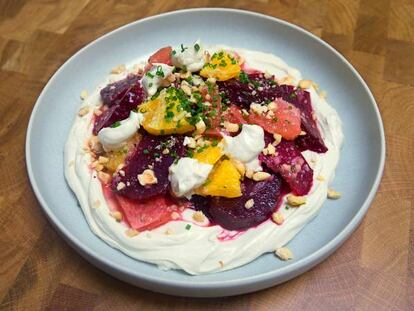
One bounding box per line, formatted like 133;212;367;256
194;43;200;52
185;224;191;230
110;121;121;128
143;149;149;154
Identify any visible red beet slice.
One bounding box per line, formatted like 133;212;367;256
115;194;178;231
192;175;282;231
219;72;327;153
111;134;185;200
93;74;146;135
260;140;313;195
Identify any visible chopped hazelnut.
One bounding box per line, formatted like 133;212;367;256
78;106;89;117
244;199;254;209
116;182;126;190
223;121;239;133
110;64;126;74
252;172;271;181
272;212;284;225
194;120;206;135
327;188;341;199
273;133;282;146
80;90;88;100
137;169;158;186
298;79;312;89
110;211;123;222
125;229;139;237
275;247;293;260
286;194;306;206
192;211;205;222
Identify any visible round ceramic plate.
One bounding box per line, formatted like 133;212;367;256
26;8;385;297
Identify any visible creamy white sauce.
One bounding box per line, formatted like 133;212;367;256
223;124;265;165
171;40;206;72
141;63;174;96
64;45;344;275
98;111;143;151
168;157;213;197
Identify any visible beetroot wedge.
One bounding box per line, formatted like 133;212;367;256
192;175;282;231
93;74;146;135
111;134;184;200
260;140;313;195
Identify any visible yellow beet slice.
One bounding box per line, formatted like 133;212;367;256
196;159;242;198
200;51;241;81
193;145;223;165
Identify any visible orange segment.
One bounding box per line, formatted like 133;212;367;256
196;159;242;198
193;145;222;165
200;51;241;81
139;88;194;135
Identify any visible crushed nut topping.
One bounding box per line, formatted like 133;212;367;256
78;106;89;117
116;182;126;190
194;119;206;135
98;171;111;184
273;133;282;146
252;171;271;181
286;194;306;206
137;169;158;186
298;79;312;89
327;188;341;199
223;121;239;133
110;64;126;74
192;211;205;222
171;211;180;220
263;143;276;156
275;247;293;261
110;211;123;222
272;212;284;225
125;229;139;237
80;90;88;100
244;199;254;209
98;156;109;164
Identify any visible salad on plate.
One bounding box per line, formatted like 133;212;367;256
65;40;344;274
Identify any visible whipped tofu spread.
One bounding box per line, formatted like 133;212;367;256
65;44;344;275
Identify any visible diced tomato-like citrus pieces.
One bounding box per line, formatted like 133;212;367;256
223;105;247;125
248;99;301;140
148;46;173;65
115;194;178;231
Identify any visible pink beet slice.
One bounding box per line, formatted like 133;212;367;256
260;140;313;195
111;134;185;200
93;74;146;135
192;175;282;231
115;194;178;231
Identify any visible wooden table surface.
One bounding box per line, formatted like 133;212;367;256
1;0;413;310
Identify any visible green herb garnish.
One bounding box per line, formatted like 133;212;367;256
110;121;121;128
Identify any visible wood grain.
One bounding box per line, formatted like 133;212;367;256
0;0;413;310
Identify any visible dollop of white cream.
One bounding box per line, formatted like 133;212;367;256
98;111;143;151
223;124;265;163
168;157;212;197
171;40;206;72
141;63;174;96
